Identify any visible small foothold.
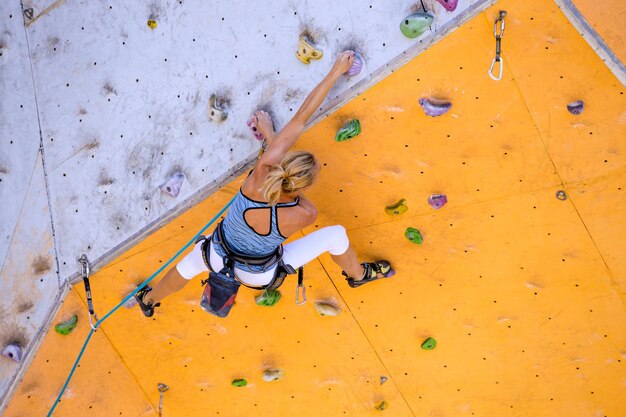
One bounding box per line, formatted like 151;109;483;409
380;376;388;385
421;337;437;350
255;289;282;307
428;194;448;209
419;98;452;117
345;52;364;76
385;199;408;216
160;171;185;198
296;36;323;64
2;344;22;363
405;228;423;245
247;117;265;141
208;94;228;122
262;369;285;382
436;0;458;12
157;383;169;393
314;301;341;316
556;190;567;201
335;119;361;142
400;12;434;39
567;100;584;115
147;19;157;29
231;378;247;387
375;400;389;411
55;314;78;335
23;8;34;19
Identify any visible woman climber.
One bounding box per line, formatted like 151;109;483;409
133;50;394;318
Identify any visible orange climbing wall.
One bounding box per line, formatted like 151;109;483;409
5;0;626;416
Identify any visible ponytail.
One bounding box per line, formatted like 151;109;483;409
261;151;318;206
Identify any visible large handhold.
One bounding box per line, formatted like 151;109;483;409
400;12;434;39
345;52;364;76
419;98;452;117
160;171;185;198
385;199;408;216
55;314;79;335
405;227;423;245
208;94;228;122
428;194;448;209
296;36;323;64
567;100;584;115
335;119;361;142
436;0;458;12
2;344;22;363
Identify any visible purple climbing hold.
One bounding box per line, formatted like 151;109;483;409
160;171;185;198
2;344;22;363
345;52;364;76
428;194;448;209
436;0;458;11
247;117;265;141
419;98;452;117
567;100;584;115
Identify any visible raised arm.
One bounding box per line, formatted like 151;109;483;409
256;51;355;169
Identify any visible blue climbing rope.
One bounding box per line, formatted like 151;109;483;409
46;196;235;417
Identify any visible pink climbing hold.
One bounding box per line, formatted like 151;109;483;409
436;0;458;11
345;52;364;76
428;194;448;209
2;344;22;363
247;117;265;141
160;171;185;198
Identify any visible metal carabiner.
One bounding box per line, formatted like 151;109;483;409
493;10;506;39
488;56;504;81
295;283;307;305
78;254;99;330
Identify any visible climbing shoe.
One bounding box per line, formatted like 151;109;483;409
343;261;395;288
134;286;160;317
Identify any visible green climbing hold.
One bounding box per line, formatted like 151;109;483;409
405;227;423;244
231;378;247;387
335;119;361;142
400;12;435;39
421;337;437;350
255;289;282;307
54;314;78;335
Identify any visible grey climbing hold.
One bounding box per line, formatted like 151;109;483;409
208;94;228;122
262;368;285;382
2;344;22;363
400;12;434;39
567;100;584;115
314;301;341;316
160;171;185;198
419;98;452;117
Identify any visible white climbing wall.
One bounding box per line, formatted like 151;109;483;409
0;0;495;408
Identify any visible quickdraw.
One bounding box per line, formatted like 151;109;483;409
78;254;99;330
488;10;507;81
295;266;306;305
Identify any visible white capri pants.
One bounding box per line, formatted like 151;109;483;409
176;225;350;287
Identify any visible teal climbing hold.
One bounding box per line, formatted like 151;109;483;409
400;12;434;39
405;227;423;244
231;378;247;387
421;337;437;350
335;119;361;142
255;289;282;307
55;314;78;335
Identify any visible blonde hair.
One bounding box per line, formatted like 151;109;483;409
261;151;319;206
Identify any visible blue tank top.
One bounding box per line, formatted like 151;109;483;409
213;188;299;272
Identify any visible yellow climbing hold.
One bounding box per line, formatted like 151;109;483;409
296;36;323;64
385;199;408;216
147;19;157;29
375;400;389;411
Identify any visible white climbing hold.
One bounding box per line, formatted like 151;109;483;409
160;171;185;198
2;344;22;363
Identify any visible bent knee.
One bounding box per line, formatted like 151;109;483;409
326;225;350;255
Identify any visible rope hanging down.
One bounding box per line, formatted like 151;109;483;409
46;196;236;417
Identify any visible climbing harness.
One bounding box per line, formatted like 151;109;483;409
78;254;99;330
488;10;507;81
46;196;236;417
157;383;169;417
